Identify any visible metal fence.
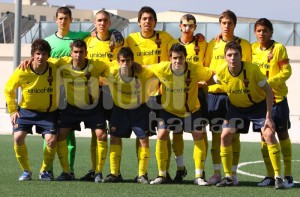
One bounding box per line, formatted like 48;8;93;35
20;21;300;46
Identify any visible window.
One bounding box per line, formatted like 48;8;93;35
40;15;46;21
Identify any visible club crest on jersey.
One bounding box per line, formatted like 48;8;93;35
243;78;249;87
84;72;91;80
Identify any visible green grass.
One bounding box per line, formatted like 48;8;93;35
0;134;299;196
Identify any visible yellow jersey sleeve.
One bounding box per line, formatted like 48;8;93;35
4;64;58;113
252;41;291;102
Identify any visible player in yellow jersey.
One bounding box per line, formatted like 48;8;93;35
252;18;293;188
4;39;58;181
44;7;123;180
215;41;284;189
149;43;214;185
167;14;208;183
51;40;115;182
125;6;174;182
103;47;155;184
204;10;252;186
80;10;123;182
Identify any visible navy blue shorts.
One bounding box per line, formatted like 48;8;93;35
14;108;58;135
110;104;150;138
208;93;229;132
223;100;267;133
198;87;208;119
60;103;106;130
158;109;207;133
100;85;113;121
273;97;291;132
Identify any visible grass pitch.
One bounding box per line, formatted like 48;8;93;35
0;134;299;196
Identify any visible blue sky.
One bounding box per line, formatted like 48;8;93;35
3;0;300;22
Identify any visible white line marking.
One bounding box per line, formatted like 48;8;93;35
237;160;300;183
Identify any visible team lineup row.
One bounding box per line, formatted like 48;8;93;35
4;6;292;189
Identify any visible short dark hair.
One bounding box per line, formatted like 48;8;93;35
31;38;51;57
224;41;242;56
254;18;273;34
70;40;87;51
56;7;72;18
180;14;196;24
219;9;237;26
138;6;157;23
169;43;187;57
117;47;134;61
95;9;111;19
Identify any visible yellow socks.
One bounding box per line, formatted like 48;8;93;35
220;146;232;177
261;141;274;177
268;143;281;177
90;132;97;172
280;138;292;176
172;133;184;170
138;147;150;176
95;140;107;174
57;140;70;173
193;139;206;178
41;144;57;172
232;133;240;175
109;144;121;176
14;143;31;172
156;140;168;177
211;132;221;175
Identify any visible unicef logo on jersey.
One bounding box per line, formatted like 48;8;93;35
28;87;53;94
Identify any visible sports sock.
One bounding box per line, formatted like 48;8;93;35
95;140;107;174
166;137;171;173
279;138;292;176
57;140;70;173
211;132;221;175
156;140;168;177
138;147;150;176
41;144;57;172
14;143;31;172
232;133;240;175
172;133;184;169
66;131;76;172
109;144;121;176
90;132;97;172
220;145;232;177
43;140;53;172
193;139;206;178
261;141;274;177
268;143;281;177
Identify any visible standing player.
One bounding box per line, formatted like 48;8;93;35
45;7;123;179
215;41;284;189
44;6;90;179
103;47;155;184
52;40;114;182
80;9;123;181
252;18;293;187
167;14;208;183
149;43;214;185
204;10;252;186
124;6;174;181
4;39;58;181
